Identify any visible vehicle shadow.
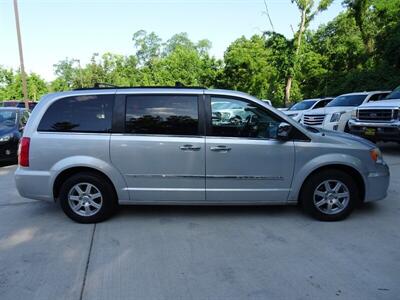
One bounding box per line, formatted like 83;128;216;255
0;159;17;168
114;202;381;221
115;204;302;219
377;142;400;154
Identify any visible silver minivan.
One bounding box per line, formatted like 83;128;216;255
15;87;390;223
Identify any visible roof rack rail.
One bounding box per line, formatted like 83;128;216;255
73;82;206;91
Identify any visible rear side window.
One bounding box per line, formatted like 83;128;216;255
38;95;113;133
125;95;199;135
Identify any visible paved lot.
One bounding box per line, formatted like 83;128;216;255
0;143;399;300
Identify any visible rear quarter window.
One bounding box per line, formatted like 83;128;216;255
38;95;113;133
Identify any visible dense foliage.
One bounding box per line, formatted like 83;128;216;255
1;0;399;107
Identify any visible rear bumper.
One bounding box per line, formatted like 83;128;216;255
14;167;54;202
364;163;390;202
348;120;400;142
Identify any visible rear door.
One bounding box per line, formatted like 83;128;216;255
205;95;295;203
110;92;206;202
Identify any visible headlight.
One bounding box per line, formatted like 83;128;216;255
0;134;12;142
370;148;383;163
351;109;357;119
288;113;299;118
330;112;345;122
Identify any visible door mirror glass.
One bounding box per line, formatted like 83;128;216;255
277;122;292;140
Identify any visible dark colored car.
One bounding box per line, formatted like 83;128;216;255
1;101;37;111
0;108;30;162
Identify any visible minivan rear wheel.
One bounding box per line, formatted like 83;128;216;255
301;169;359;221
59;172;117;223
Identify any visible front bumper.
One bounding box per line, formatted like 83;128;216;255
14;167;54;202
364;163;390;202
0;141;18;161
348;120;400;142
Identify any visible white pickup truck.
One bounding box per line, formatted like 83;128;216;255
348;86;400;142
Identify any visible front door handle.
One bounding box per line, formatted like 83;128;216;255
210;145;232;152
180;144;201;151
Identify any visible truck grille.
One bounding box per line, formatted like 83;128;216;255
303;114;325;126
358;109;398;121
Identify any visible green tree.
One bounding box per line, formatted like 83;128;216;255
222;35;280;103
132;30;162;65
283;0;334;105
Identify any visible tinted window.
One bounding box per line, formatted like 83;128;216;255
125;95;199;135
368;93;389;101
326;95;367;107
38;95;113;132
385;87;400;100
211;97;281;139
289;100;317;111
313;99;331;109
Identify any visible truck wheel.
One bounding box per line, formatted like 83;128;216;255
59;172;117;223
301;169;359;221
344;122;350;133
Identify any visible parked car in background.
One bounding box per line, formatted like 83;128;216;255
301;91;391;132
348;86;400;142
15;87;389;223
1;101;37;111
283;98;333;122
0;107;30;162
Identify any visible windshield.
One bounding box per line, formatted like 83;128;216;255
289;100;317;111
326;95;367;107
386;86;400;100
0;111;17;128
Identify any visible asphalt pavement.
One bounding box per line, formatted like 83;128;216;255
0;143;399;300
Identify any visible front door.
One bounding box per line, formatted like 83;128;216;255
110;93;205;202
205;96;295;203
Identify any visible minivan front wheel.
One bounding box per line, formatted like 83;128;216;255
301;170;359;221
59;172;117;223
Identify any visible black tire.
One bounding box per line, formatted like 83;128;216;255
344;122;350;133
59;172;117;223
301;169;359;221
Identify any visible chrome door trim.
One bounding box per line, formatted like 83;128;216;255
126;174;204;178
124;187;290;192
207;175;284;180
126;174;284;180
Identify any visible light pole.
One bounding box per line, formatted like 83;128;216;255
13;0;29;110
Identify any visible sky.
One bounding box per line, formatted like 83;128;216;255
0;0;344;81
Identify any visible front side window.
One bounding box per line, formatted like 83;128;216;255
210;97;281;139
125;95;199;135
368;93;389;101
313;99;331;109
38;95;113;132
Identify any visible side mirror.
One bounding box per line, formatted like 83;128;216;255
277;122;292;140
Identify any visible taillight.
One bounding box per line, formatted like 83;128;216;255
19;137;30;167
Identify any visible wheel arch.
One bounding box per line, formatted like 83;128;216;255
53;167;118;201
297;164;365;204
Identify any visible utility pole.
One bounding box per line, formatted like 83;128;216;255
13;0;29;110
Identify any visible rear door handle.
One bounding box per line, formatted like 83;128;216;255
210;145;232;152
180;144;201;151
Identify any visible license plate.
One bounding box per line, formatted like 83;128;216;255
364;128;376;136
